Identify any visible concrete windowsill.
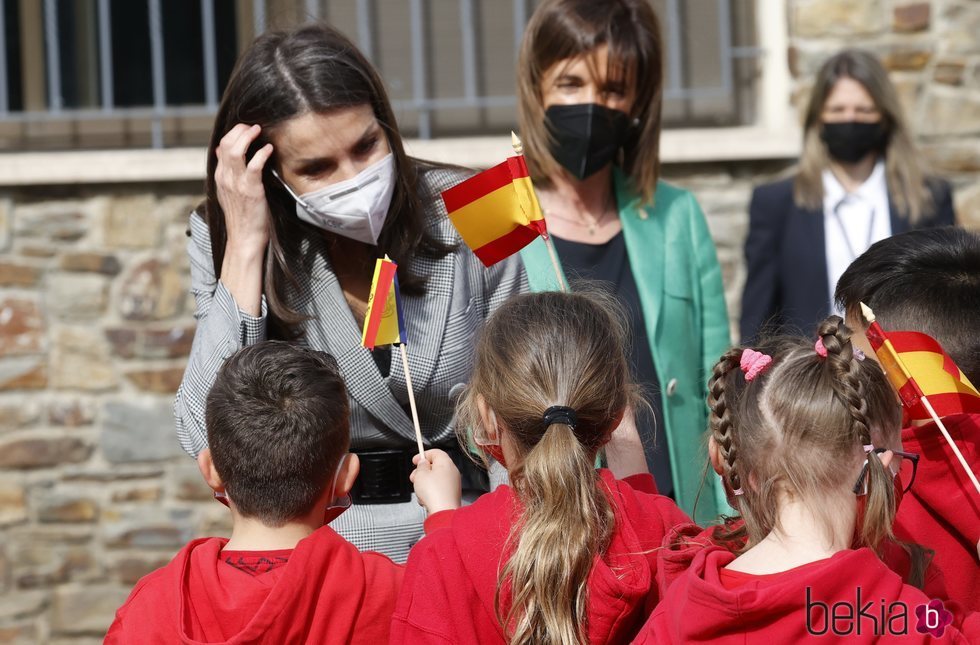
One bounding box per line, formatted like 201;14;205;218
0;126;802;187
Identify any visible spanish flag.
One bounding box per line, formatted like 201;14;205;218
862;304;980;421
441;142;547;267
361;256;407;350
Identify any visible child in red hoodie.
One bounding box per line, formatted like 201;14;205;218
635;316;968;643
390;290;692;645
836;227;980;615
106;341;406;644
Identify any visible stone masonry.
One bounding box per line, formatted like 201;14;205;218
0;1;977;642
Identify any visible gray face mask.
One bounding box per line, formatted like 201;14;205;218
273;153;396;245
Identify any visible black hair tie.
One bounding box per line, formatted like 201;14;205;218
542;406;577;429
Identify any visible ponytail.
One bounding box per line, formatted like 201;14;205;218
497;422;614;645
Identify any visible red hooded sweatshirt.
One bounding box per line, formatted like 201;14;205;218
390;470;691;645
636;545;969;644
105;525;402;644
895;413;980;614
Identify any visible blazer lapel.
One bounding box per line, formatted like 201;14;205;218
394;250;453;394
302;238;419;444
888;190;909;234
616;170;664;342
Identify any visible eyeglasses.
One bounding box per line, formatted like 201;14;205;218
852;448;919;495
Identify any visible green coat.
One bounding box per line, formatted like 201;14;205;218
520;170;732;524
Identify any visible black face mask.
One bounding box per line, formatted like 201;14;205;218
544;103;630;180
819;121;889;164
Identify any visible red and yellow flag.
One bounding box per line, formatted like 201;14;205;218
863;307;980;421
361;256;407;350
441;150;547;267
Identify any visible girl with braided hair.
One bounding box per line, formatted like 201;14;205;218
635;315;968;643
390;290;691;645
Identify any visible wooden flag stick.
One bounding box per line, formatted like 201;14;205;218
511;131;566;292
861;303;980;497
921;396;980;496
544;235;567;293
399;343;426;461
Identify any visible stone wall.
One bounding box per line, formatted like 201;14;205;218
0;186;227;643
0;1;977;642
788;0;980;221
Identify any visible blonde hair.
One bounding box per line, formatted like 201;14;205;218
708;316;903;554
456;289;644;645
795;49;935;224
516;0;664;204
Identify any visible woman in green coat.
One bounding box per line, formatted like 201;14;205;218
516;0;731;524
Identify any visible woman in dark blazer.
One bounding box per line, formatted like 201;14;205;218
741;49;955;343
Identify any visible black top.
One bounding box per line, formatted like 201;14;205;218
552;231;673;498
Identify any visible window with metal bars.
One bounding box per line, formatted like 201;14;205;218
0;0;760;150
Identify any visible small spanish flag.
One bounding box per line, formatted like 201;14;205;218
361;256;407;350
440;134;547;267
862;304;980;421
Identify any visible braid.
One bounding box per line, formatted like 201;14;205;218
708;348;745;496
817;316;872;446
817;315;896;550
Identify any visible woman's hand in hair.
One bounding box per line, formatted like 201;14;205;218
410;449;462;515
215;123;274;257
215;123;274;316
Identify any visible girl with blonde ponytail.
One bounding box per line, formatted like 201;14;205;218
634;315;968;643
390;290;691;645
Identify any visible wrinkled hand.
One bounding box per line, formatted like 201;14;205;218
410;449;462;514
215;123;274;257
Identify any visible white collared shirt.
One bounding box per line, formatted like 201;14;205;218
823;160;891;315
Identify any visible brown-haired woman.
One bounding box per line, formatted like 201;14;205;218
392;289;692;645
515;0;731;524
173;23;526;562
633;317;967;643
741;49;956;343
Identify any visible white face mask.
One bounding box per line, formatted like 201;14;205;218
274;153;396;245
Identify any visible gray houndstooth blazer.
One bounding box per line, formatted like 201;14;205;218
173;162;528;562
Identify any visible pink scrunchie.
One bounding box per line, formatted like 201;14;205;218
815;338;828;358
740;348;773;382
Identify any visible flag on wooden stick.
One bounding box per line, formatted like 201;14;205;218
361;256;407;350
361;256;425;459
862;304;980;420
441;133;548;267
861;303;980;496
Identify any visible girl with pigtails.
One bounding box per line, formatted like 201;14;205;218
635;316;968;644
390;290;691;645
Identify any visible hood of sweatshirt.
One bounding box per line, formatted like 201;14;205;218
643;545;965;644
449;469;688;644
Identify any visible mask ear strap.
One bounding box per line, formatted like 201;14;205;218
475;409;500;447
270;168;310;208
328;454;350;502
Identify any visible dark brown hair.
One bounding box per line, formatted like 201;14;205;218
204;23;453;339
835;227;980;385
206;340;349;525
517;0;664;204
456;288;646;645
795;49;934;223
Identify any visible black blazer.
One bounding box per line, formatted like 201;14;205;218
740;176;955;343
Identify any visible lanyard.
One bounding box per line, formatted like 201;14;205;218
831;196;877;262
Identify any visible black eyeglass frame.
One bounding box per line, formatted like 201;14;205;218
851;448;920;495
